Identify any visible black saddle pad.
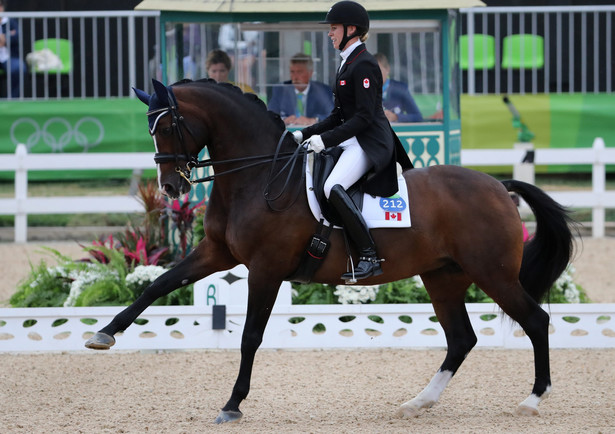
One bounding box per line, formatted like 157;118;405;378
312;148;364;226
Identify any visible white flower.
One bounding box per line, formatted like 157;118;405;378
125;265;167;288
412;275;424;288
553;264;580;303
63;265;117;307
334;285;379;304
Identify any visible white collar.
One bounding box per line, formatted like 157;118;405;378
340;40;362;63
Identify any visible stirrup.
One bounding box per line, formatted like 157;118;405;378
342;257;384;284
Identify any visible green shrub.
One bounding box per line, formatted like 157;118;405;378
291;265;587;305
374;278;431;304
292;282;338;304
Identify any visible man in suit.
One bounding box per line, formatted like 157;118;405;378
268;53;334;126
375;52;423;123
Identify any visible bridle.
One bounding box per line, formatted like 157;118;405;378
147;86;310;209
147;86;200;184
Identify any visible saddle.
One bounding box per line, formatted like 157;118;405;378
289;147;411;283
288;149;368;284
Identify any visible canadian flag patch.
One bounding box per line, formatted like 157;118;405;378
363;78;370;88
385;211;402;221
340;80;346;86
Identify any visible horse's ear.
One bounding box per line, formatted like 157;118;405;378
152;79;170;105
132;87;150;106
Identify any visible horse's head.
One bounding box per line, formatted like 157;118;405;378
134;79;203;198
135;78;290;199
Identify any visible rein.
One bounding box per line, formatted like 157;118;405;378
149;87;310;186
149;93;310;208
188;131;303;185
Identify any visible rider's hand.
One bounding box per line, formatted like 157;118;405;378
303;135;325;154
291;130;303;144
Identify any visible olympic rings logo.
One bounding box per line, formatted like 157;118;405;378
10;117;105;152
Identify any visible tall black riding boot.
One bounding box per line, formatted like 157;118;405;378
328;184;383;282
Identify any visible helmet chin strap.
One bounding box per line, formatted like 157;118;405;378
338;24;353;51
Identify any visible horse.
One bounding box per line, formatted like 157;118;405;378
85;78;575;423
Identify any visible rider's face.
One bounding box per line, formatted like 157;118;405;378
328;24;357;50
328;24;344;50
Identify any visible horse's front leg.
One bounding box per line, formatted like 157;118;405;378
215;273;282;424
85;240;238;350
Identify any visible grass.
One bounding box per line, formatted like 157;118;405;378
0;178;133;198
0;177;144;228
0;213;133;227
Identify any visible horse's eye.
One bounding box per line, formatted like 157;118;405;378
160;126;173;136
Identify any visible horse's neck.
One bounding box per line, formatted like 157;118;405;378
207;130;305;211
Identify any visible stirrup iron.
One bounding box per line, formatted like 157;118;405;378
343;256;384;284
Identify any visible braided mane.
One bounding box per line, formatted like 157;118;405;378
172;78;285;131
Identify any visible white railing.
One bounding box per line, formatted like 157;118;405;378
461;137;615;238
1;10;159;99
1;266;614;353
0;143;154;243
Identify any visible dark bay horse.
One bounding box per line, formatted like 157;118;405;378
85;79;574;422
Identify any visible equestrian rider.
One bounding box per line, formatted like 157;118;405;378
292;1;413;281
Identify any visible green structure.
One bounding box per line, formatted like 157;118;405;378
136;0;484;169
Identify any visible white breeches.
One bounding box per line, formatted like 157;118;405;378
323;136;372;199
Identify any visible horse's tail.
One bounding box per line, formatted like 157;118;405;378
502;179;576;303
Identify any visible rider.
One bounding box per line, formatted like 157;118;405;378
293;1;412;282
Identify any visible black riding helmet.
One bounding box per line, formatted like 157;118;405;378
321;1;370;51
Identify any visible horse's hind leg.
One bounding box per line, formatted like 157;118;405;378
488;284;551;416
397;270;476;418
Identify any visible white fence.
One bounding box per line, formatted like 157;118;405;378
0;143;154;243
461;137;615;238
1;266;614;353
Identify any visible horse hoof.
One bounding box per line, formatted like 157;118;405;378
84;332;115;350
214;410;243;424
396;403;421;419
515;405;539;416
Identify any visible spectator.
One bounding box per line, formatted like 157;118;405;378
205;49;254;93
0;0;25;98
375;52;423;123
268;53;334;126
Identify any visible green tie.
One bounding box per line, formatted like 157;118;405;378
296;93;305;117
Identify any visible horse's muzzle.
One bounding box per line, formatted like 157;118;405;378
160;178;190;198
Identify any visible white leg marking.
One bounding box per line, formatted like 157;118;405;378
516;385;551;416
397;370;454;418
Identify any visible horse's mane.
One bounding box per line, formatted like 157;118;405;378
172;78;286;131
